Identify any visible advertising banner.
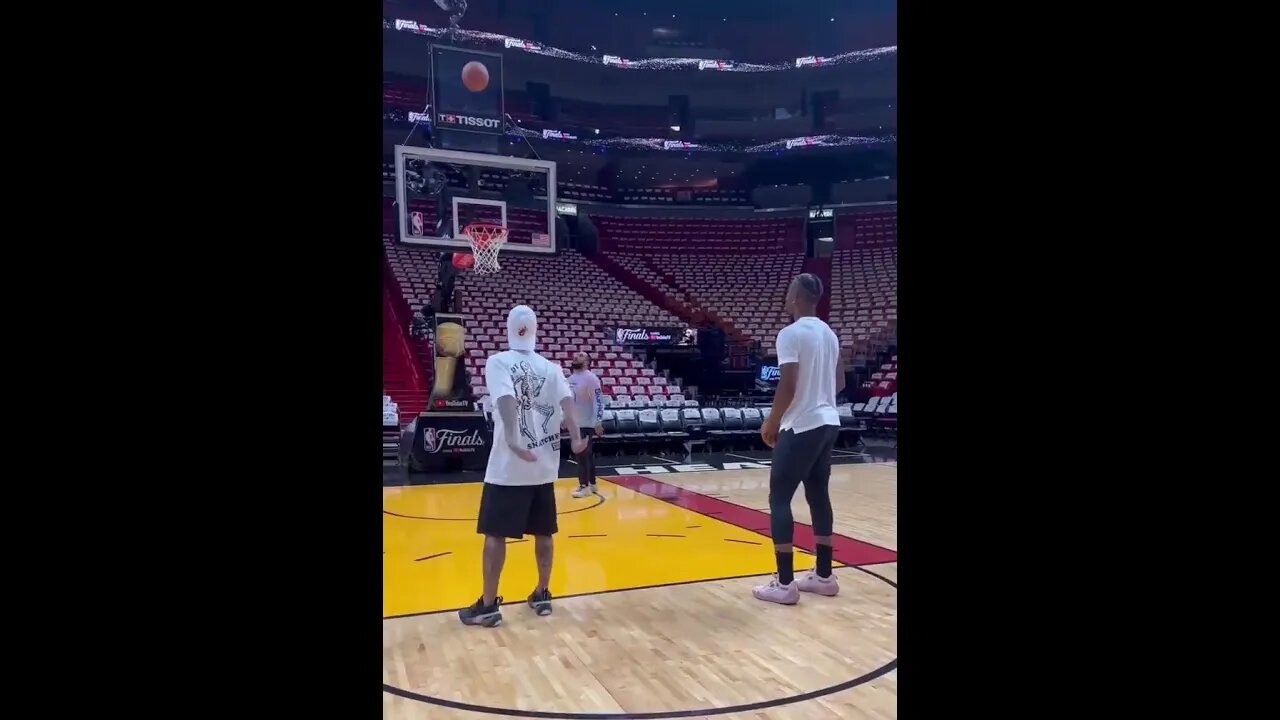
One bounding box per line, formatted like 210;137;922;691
614;327;698;346
409;413;492;472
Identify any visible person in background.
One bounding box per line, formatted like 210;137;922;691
568;352;605;498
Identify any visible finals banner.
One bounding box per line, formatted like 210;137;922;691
613;326;698;347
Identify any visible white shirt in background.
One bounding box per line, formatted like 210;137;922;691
774;316;841;433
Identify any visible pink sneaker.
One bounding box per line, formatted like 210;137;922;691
797;571;840;596
751;575;800;605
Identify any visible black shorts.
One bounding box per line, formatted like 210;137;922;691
476;482;558;539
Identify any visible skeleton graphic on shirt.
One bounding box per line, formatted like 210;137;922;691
510;361;555;445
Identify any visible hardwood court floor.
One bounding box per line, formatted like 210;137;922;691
383;463;897;719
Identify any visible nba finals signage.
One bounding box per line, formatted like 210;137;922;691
409;413;492;472
614;327;698;347
422;427;487;454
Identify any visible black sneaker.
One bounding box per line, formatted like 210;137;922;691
458;596;503;627
528;588;553;616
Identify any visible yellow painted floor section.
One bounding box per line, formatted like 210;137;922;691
383;477;821;617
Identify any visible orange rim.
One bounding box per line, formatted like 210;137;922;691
462;223;507;250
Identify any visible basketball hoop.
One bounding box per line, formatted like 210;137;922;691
461;223;507;275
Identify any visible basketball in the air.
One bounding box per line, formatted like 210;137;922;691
452;252;475;271
461;61;489;92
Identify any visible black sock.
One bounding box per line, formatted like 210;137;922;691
776;552;794;585
816;544;833;578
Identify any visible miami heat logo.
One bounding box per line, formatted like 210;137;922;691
518;326;528;337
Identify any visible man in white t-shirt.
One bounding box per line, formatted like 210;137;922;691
459;305;588;627
753;273;846;605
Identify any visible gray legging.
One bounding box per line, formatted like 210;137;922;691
768;425;839;543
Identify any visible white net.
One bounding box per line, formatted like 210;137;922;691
463;224;507;275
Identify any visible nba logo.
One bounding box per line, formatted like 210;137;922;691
410;212;424;236
423;427;437;453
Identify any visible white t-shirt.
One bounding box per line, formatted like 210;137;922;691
484;350;572;486
775;316;841;433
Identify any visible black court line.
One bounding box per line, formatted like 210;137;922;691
568;534;608;538
723;538;762;546
684;525;701;529
850;564;898;589
381;567;898;717
413;552;451;562
852;560;898;572
645;533;685;538
384;491;605;521
506;539;529;544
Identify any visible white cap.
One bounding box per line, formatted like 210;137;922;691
506;305;537;351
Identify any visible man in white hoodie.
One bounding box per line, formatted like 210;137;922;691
458;305;587;627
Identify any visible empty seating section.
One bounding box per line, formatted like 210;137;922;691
469;171;606;204
558;182;611;203
835;210;897;250
383;82;427;113
611;254;684;302
690;188;751;206
853;391;898;431
861;357;899;398
383;238;687;405
616;188;752;206
595;215;804;254
829;243;897;357
648;253;803;352
590;215;807;348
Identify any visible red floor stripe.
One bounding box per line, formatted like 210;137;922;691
605;475;897;567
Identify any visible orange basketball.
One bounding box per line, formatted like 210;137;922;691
461;61;489;92
451;252;475;271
